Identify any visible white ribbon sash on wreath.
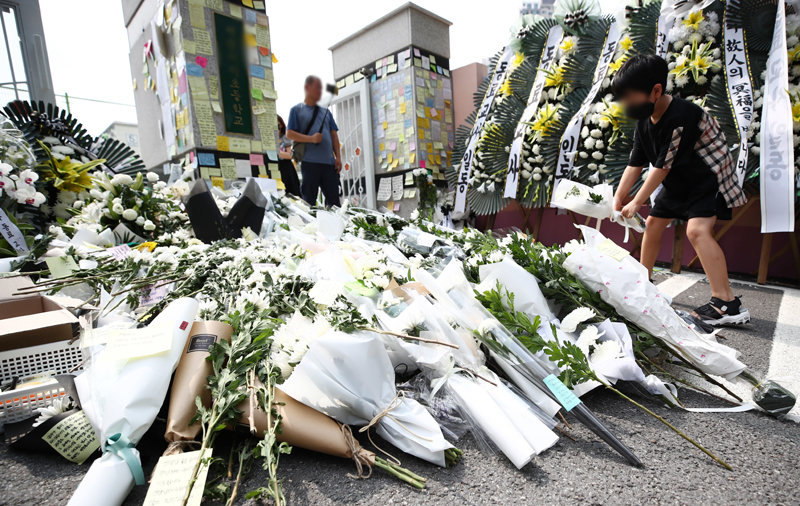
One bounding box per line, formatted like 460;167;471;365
554;22;620;183
454;46;515;213
504;26;564;199
723;12;755;188
0;209;29;254
760;0;795;233
654;0;678;58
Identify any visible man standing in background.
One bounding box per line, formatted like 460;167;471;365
286;75;341;206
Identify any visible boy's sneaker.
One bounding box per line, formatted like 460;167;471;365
692;296;750;326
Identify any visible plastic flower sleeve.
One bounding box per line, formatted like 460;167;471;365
477;257;557;322
550;180;614;220
563;226;746;379
281;331;453;467
68;298;199;506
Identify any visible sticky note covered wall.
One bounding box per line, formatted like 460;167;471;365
135;0;280;178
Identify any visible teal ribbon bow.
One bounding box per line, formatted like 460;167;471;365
105;433;145;485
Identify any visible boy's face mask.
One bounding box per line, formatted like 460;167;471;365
625;101;655;120
624;84;662;120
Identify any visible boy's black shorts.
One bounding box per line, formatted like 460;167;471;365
650;188;731;221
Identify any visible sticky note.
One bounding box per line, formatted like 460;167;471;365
192;28;213;54
211;101;222;113
189;4;205;28
185;62;203;77
229;4;242;18
220;158;237;179
229;137;250;153
216;135;230;151
198;152;216;166
249;153;264;165
195;55;208;68
249;64;266;79
46;256;78;278
143;449;211;506
251;88;263;100
211;177;225;190
543;374;581;411
598;238;630;261
245;33;257;47
42;411;100;464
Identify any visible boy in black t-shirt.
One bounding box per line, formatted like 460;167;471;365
611;54;749;326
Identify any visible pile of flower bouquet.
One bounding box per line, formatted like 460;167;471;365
12;172;786;506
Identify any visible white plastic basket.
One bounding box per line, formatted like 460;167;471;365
0;340;86;428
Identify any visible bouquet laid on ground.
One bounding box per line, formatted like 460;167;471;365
9;178;795;505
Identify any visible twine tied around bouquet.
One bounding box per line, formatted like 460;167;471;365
358;392;433;466
341;424;373;480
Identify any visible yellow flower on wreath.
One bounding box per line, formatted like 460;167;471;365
544;64;566;89
499;78;513;97
790;91;800;123
609;54;630;74
789;44;800;64
670;40;720;81
560;37;575;53
512;51;525;68
682;10;705;31
528;103;560;141
619;35;633;52
36;142;104;193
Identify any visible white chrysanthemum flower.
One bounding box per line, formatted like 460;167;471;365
146;172;159;183
111;174;134;186
33;397;73;427
576;325;603;354
143;220;156;231
590;340;624;363
560;307;596;332
122;209;138;220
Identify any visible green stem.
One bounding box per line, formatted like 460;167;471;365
603;381;732;471
226;444;248;506
636;351;737;406
373;458;426;489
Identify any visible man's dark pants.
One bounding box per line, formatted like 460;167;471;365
300;161;340;206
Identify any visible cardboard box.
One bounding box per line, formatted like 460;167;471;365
0;277;79;352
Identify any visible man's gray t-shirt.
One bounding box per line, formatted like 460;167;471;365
287;103;338;165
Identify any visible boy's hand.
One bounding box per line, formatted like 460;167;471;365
621;200;642;218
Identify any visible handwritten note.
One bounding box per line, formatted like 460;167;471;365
143;449;212;506
220;158;237;179
597;238;630;262
392;175;403;200
207;75;219;98
107;244;132;261
42;411;100;464
229;137;251;153
192;29;213;54
543;374;581;411
46;256;79;279
377;178;392;201
83;324;173;359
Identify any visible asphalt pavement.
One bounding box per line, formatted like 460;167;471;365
1;271;798;505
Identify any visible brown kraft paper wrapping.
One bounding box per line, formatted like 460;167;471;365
240;387;375;472
165;321;234;443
